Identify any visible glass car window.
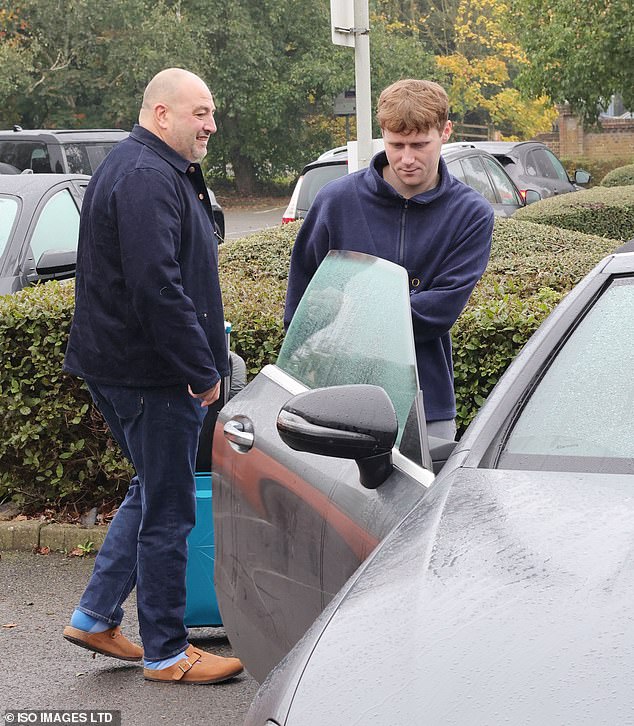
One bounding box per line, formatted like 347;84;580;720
527;148;561;180
446;159;466;183
497;277;634;473
0;197;19;257
297;165;347;214
544;148;570;182
278;251;420;448
30;189;80;263
458;156;497;203
63;143;119;174
483;157;522;206
0;141;47;172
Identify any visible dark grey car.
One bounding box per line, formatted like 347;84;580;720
468;140;591;199
0;173;89;294
212;247;634;723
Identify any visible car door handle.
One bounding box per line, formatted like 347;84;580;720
223;417;254;452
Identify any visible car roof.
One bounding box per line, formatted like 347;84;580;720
0;173;91;196
466;141;541;155
0;128;129;142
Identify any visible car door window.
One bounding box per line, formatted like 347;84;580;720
0;197;19;258
277;250;420;447
63;143;119;174
483;157;522;206
496;277;634;473
543;148;570;182
458;156;497;203
29;189;80;263
446;159;466;183
526;148;567;181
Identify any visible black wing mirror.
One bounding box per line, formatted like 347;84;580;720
277;384;397;489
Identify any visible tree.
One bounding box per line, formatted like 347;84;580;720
0;0;201;129
511;0;634;123
436;0;556;138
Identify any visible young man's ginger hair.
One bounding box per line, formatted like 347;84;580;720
377;79;449;134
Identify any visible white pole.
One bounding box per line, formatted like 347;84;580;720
353;0;373;170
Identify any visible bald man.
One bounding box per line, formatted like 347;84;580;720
62;69;243;684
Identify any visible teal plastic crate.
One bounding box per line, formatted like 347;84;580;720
184;473;222;627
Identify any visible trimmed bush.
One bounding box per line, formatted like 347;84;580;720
0;218;622;510
512;185;634;241
219;222;296;375
600;164;634;188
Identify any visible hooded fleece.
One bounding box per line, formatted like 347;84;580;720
284;151;494;422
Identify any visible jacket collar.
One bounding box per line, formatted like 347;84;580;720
130;124;193;174
365;150;451;204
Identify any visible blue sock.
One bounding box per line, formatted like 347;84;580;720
70;609;111;633
144;651;188;670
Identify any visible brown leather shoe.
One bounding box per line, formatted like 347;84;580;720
63;625;143;661
144;645;243;684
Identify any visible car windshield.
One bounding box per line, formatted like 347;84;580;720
0;196;19;258
497;276;634;473
277;250;420;445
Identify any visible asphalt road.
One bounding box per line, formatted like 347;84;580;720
222;202;288;241
0;551;259;726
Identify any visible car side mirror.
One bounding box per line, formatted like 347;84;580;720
524;189;542;205
574;170;591;186
277;384;397;489
35;249;76;276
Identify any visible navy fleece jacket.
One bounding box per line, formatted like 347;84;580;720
64;125;228;393
284;151;494;422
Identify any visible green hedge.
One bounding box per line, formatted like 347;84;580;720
0;218;621;510
512;185;634;241
0;283;133;511
600;164;634;188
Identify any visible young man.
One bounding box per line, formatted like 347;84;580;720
62;68;243;684
284;79;494;440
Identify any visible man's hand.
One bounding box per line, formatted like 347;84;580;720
188;381;221;408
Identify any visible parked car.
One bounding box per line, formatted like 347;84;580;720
468;140;591;199
0;127;128;175
0;127;225;239
212;247;634;723
282;141;540;223
0;173;89;294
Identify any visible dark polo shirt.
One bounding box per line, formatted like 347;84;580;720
64;125;228;393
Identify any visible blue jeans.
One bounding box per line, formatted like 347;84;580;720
77;382;206;660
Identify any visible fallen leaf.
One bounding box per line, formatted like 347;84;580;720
35;546;51;556
69;547;83;557
16;514;28;521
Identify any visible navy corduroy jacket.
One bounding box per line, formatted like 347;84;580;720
64;125;228;393
284;152;494;422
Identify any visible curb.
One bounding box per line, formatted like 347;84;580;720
0;519;108;553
